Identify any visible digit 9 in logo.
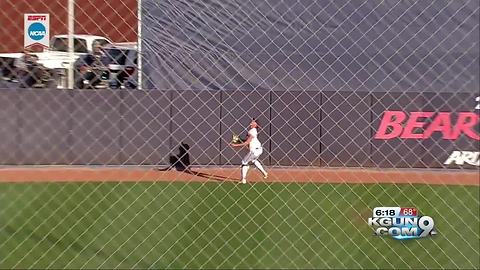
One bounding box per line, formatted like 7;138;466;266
418;216;435;237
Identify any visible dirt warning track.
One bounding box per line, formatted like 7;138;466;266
0;166;478;186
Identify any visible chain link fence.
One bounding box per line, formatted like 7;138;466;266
0;0;479;269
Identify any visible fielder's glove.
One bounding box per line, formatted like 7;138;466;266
231;134;244;144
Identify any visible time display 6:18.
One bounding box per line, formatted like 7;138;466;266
372;207;400;217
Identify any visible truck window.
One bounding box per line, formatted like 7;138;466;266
104;48;128;65
50;38;89;53
129;52;137;65
94;39;111;47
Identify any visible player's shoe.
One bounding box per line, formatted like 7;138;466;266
263;173;268;179
241;179;247;184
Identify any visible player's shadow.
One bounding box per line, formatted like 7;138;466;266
157;142;191;171
156;142;238;182
184;170;239;182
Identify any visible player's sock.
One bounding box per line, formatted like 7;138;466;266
253;160;267;177
241;165;249;181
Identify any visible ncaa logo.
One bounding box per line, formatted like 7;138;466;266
28;22;46;41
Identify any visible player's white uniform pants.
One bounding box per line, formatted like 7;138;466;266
242;147;263;165
241;147;267;180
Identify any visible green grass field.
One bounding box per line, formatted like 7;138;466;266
1;182;479;269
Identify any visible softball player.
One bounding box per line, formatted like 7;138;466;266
230;119;268;184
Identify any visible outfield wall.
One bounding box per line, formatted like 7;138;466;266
0;88;478;169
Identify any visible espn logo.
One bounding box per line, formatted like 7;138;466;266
444;151;479;166
27;15;47;21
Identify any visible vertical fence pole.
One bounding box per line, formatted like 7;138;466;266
67;0;75;89
137;0;142;90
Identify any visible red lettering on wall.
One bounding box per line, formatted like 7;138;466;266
374;111;406;139
454;112;480;140
375;110;480;141
423;112;454;139
401;112;434;139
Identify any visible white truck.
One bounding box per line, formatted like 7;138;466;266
0;34;112;87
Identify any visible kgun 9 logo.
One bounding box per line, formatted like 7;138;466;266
367;207;437;240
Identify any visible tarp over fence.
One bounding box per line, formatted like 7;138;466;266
142;0;479;93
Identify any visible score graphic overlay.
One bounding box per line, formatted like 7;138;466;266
367;207;437;240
